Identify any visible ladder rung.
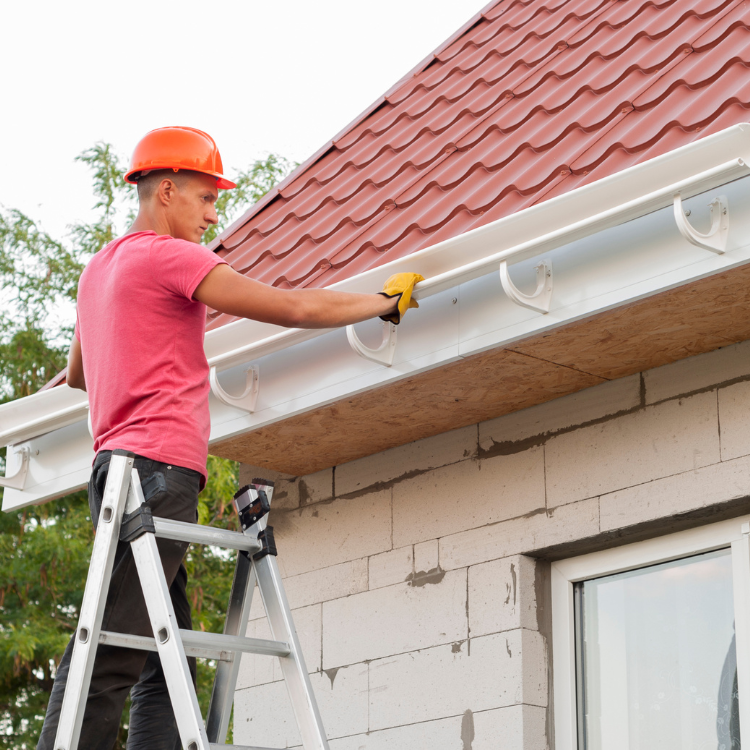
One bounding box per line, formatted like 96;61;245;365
99;629;290;661
210;744;283;750
182;629;291;658
152;518;262;553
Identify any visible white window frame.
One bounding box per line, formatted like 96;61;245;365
552;515;750;750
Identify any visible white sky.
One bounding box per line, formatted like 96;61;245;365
1;0;489;240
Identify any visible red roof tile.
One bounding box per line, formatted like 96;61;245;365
208;0;750;330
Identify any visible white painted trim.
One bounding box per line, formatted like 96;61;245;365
551;516;750;750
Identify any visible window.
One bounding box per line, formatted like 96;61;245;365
553;517;750;750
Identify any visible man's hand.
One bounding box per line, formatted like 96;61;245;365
194;264;407;329
377;273;425;325
67;336;86;391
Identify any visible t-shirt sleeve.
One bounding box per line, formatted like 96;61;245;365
151;237;227;301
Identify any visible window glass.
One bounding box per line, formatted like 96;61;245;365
577;548;739;750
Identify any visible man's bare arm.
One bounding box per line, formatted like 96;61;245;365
193;264;398;328
67;336;86;391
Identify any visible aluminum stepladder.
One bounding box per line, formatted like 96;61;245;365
53;449;329;750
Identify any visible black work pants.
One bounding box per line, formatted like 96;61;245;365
37;451;201;750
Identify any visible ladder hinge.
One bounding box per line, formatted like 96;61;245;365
253;526;277;560
233;485;272;530
120;505;156;543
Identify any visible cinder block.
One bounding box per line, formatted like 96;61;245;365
368;631;547;730
393;447;545;548
469;555;537;637
280;558;369;610
600;454;750;531
479;374;641;451
236;603;321;689
299;707;547;750
472;705;548;750
234;662;368;746
247;559;369;618
719;381;750;461
325;716;464;750
369;546;414;590
272;489;392;577
322;569;467;668
545;392;719;507
299;467;334;505
336;425;477;496
414;540;439;573
440;498;600;571
644;340;750;404
239;462;299;511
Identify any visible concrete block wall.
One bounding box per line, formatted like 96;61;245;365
233;339;750;749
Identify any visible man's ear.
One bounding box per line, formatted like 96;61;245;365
157;178;177;206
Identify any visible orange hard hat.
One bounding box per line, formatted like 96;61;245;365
125;126;236;189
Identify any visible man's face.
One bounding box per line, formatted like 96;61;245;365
168;172;219;243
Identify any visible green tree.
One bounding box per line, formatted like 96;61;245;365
0;146;294;747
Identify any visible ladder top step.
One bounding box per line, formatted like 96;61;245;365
211;744;285;750
152;518;262;553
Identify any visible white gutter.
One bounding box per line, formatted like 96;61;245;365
204;155;746;374
4;124;750;507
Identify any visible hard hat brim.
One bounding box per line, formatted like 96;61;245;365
125;166;236;190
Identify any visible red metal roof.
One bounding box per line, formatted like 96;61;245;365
208;0;750;331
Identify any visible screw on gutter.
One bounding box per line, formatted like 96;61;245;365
684;209;691;217
452;298;457;304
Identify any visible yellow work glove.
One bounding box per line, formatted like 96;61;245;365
378;273;425;325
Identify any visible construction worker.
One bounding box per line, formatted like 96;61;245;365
37;126;422;750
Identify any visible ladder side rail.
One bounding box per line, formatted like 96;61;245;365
54;450;135;750
206;550;258;743
206;484;273;745
255;554;330;750
125;469;211;750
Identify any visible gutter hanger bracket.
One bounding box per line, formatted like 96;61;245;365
346;321;398;366
674;193;728;254
0;445;31;490
210;365;259;413
499;259;553;314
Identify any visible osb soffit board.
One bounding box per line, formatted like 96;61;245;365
211;263;750;476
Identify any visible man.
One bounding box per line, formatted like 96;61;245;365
37;126;422;749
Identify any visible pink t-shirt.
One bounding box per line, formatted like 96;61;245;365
75;231;225;484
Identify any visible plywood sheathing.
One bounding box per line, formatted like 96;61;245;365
211;264;750;476
212;350;604;476
512;264;750;381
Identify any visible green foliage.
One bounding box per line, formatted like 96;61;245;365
0;493;92;745
70;144;137;257
0;143;295;747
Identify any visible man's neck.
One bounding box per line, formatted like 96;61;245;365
129;210;172;238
